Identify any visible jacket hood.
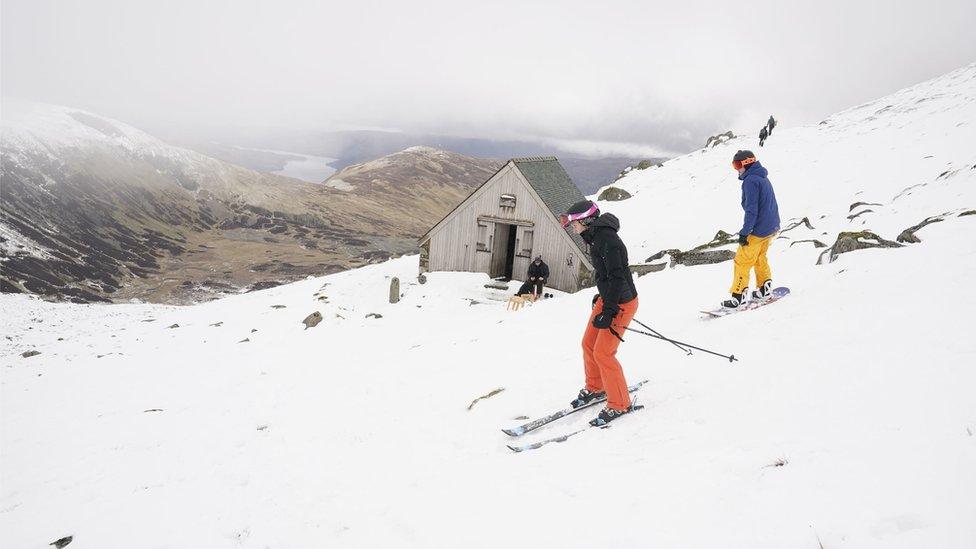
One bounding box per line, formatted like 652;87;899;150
738;161;768;181
581;213;620;243
589;212;620;231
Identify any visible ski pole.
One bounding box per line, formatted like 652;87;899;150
623;326;738;363
630;318;692;356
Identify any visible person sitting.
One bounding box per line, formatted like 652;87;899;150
515;255;549;298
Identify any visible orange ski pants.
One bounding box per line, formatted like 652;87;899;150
582;296;639;411
730;233;775;294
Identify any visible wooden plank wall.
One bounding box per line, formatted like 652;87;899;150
422;163;587;292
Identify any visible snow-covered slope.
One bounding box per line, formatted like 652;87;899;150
603;63;976;261
2;67;975;548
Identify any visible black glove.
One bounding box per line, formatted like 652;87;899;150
738;234;749;246
592;308;617;329
591;294;600;308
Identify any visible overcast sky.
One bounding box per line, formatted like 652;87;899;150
3;0;975;156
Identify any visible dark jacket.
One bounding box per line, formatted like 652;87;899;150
527;260;549;280
759;127;768;139
738;161;780;237
581;213;637;312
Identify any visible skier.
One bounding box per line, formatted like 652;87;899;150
560;200;640;426
767;115;777;135
758;126;768;147
724;150;780;308
515;255;549;297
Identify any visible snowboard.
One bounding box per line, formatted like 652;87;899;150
700;287;790;319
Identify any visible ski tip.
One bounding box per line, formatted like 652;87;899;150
501;428;522;437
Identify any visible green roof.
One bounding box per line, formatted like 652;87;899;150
512;157;589;254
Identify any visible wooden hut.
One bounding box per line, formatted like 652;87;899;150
419;157;593;293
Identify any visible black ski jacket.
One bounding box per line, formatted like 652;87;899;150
527;261;549;280
581;213;637;312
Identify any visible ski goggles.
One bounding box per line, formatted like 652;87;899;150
732;157;756;170
559;202;600;228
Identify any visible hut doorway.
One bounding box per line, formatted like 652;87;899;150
490;223;517;280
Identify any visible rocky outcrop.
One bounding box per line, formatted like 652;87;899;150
897;215;946;243
644;230;739;269
597;186;632;201
780;217;815;234
789;239;827;248
817;231;903;264
630;263;667;276
704;131;735;149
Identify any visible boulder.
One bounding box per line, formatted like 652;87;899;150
302;311;323;329
50;536;73;548
597;186;632;201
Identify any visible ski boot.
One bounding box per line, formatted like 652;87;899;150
721;292;745;309
589;405;638;427
751;279;772;301
570;388;606;409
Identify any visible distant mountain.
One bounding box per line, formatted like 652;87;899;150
164;127;659;194
323;146;501;231
0;103;496;304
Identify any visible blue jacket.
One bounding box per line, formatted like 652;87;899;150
738;162;780;237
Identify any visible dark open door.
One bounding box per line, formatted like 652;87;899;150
504;225;516;279
490;223;517;279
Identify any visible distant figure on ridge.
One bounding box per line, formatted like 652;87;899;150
723;150;780;309
758;126;769;147
515;255;550;298
561;200;640;426
767;115;777;135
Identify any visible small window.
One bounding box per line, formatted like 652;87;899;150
500;194;516;208
567;253;575;267
521;230;533;255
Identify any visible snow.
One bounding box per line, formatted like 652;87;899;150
3;66;976;548
0;223;54;261
1;100;173;158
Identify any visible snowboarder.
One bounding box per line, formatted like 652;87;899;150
515;255;549;297
724;150;780;308
560;200;640;426
767;115;777;135
758;126;769;147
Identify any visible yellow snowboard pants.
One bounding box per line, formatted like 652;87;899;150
730;233;775;294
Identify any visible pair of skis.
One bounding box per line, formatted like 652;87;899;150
503;380;648;453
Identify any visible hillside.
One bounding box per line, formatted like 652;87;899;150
0;104;492;304
2;65;975;549
323;146;501;227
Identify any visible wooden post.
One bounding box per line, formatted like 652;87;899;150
389;277;400;303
